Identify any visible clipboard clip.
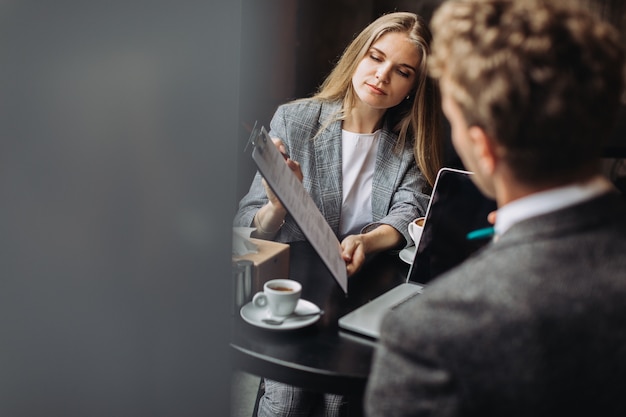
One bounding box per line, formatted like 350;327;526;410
244;121;269;154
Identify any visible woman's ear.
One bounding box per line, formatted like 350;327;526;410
467;126;498;176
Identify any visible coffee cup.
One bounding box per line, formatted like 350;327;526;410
408;217;425;246
252;279;302;317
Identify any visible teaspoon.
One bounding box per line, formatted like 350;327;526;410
261;310;324;325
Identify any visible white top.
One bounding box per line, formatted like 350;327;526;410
495;175;614;237
339;129;379;237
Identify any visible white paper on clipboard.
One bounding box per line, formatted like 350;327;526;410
248;125;348;294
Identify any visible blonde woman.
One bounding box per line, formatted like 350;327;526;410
234;11;443;416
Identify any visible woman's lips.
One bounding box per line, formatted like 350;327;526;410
366;83;386;95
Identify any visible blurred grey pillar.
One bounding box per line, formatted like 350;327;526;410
0;1;239;416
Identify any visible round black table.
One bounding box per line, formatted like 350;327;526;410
230;241;409;397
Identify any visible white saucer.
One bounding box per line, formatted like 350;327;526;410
240;299;321;330
399;245;416;264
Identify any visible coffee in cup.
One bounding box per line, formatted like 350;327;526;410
252;279;302;317
408;217;425;246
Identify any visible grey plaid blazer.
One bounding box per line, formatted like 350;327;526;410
234;99;430;246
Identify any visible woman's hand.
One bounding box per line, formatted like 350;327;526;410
260;138;303;210
340;225;404;276
272;138;303;182
261;178;283;210
253;137;303;239
340;235;368;277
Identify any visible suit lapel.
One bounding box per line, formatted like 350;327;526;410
371;128;400;221
313;102;343;233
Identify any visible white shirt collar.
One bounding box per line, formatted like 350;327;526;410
495;175;614;236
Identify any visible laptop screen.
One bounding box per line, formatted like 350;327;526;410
407;168;497;285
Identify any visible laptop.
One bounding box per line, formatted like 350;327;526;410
338;167;497;339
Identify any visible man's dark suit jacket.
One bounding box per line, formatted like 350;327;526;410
366;191;626;416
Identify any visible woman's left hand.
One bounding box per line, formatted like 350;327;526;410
340;235;368;277
340;225;404;276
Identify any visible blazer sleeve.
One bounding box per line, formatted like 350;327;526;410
232;104;293;229
231;106;290;229
232;101;320;243
232;169;266;228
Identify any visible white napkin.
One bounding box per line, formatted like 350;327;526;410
232;227;259;256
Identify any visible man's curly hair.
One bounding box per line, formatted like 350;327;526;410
429;0;624;183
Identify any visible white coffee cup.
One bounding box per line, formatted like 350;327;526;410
408;217;425;246
252;279;302;317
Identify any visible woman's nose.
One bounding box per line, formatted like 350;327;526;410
376;66;391;83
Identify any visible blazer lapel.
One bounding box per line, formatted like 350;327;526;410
371;128;401;221
313;102;343;234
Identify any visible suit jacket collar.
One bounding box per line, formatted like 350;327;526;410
497;191;624;245
495;176;614;236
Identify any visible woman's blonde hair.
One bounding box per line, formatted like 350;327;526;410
312;11;444;187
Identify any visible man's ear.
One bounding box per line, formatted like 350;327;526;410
467;126;498;175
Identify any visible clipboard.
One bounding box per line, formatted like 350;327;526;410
247;124;348;294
